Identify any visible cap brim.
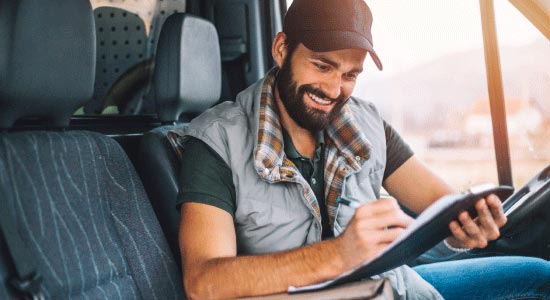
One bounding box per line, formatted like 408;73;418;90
297;30;383;71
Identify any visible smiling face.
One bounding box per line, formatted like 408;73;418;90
273;34;367;132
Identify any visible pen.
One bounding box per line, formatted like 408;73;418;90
336;196;361;209
337;197;396;230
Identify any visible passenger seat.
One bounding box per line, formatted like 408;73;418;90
0;0;185;299
137;13;221;264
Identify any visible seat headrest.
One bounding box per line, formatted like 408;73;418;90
0;0;96;128
154;14;221;122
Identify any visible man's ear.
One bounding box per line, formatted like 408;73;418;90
272;32;289;68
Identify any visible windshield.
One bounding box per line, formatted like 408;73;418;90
287;0;549;189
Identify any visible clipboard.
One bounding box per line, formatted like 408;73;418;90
289;184;514;293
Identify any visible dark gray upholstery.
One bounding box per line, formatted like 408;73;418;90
0;0;95;128
85;7;149;114
153;13;222;122
138;14;222;264
138;126;182;265
0;132;185;300
0;0;185;298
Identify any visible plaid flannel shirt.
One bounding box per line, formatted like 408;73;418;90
255;68;372;228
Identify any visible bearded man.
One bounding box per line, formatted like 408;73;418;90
170;0;550;299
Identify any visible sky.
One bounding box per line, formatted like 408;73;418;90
363;0;546;76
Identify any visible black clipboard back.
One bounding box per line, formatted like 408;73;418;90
289;184;514;293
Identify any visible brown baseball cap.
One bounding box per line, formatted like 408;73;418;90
283;0;383;70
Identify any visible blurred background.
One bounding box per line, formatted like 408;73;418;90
287;0;550;190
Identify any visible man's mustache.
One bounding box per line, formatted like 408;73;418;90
298;84;347;103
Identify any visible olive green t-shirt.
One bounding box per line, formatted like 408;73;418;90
176;120;413;238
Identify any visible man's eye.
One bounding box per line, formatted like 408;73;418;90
344;73;358;80
314;63;329;71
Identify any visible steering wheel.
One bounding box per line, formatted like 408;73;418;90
475;164;550;259
99;58;154;114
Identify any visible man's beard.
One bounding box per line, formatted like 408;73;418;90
276;58;348;132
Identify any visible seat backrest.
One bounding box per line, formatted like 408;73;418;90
87;6;149;114
0;1;185;299
85;0;188;115
137;13;221;263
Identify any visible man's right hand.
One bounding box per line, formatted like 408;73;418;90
180;198;413;299
337;198;414;268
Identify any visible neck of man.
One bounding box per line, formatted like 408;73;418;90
274;82;317;159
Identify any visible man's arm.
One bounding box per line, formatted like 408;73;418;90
383;156;454;213
180;199;412;300
383;156;507;249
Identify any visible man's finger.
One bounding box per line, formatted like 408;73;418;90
486;194;507;227
355;198;400;217
354;209;413;230
449;220;469;242
372;227;404;243
458;211;486;247
476;199;500;239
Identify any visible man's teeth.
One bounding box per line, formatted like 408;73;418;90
308;93;331;105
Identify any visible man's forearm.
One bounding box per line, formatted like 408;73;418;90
384;156;454;213
184;237;350;300
181;200;410;299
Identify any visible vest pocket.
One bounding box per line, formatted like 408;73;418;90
335;167;385;232
234;196;313;254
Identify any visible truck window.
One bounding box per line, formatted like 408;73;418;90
286;0;549;190
494;0;550;187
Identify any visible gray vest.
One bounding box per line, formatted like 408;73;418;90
173;77;443;300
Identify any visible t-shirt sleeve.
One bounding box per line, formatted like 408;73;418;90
176;137;236;218
383;120;414;181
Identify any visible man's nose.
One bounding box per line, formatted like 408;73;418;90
322;73;342;100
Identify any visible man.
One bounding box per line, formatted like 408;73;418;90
171;0;550;299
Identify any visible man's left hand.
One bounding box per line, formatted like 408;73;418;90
446;194;507;249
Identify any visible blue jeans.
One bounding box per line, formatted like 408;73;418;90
413;256;550;300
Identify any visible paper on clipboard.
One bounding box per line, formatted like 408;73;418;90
289;184;514;293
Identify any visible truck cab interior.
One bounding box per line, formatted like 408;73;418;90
0;0;548;299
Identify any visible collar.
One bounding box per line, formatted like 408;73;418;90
281;126;324;161
254;68;371;181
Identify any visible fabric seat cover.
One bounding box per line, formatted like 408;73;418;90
0;0;185;298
